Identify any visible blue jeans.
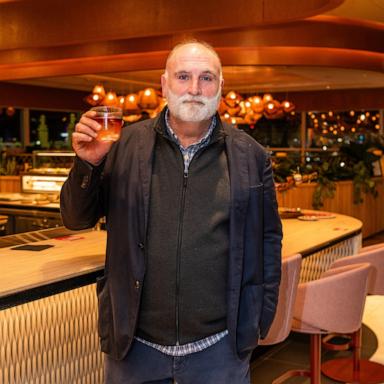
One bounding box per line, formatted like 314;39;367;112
104;335;251;384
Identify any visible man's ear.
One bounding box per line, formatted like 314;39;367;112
161;74;167;98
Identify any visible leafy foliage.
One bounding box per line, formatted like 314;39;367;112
272;156;301;183
312;162;336;209
352;161;378;204
273;133;383;208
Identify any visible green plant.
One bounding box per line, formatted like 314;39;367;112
271;134;383;207
312;161;336;209
272;156;301;183
352;161;378;204
0;151;5;175
339;141;379;204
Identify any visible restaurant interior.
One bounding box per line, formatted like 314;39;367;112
0;0;384;383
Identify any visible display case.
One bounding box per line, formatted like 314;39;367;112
21;174;68;194
0;151;75;234
21;150;75;194
30;150;75;175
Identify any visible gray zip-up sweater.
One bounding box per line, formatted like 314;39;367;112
136;123;230;345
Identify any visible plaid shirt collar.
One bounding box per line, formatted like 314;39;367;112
164;108;216;150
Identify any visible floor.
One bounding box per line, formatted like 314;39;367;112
250;232;384;383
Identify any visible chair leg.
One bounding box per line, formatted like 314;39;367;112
310;334;322;384
271;334;321;384
272;370;310;384
322;327;384;384
352;328;361;383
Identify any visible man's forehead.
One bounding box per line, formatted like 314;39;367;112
167;44;221;73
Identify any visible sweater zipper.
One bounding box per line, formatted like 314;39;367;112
175;170;188;345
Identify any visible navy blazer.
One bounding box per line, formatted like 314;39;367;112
60;110;283;360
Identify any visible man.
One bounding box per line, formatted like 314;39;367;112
60;40;282;384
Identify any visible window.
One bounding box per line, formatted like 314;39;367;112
307;110;380;149
239;112;301;148
29;110;80;149
0;107;22;146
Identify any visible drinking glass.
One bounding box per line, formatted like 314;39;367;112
91;106;123;142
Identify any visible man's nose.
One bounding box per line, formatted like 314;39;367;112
188;78;201;96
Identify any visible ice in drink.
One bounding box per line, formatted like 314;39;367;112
93;116;123;141
91;106;123;142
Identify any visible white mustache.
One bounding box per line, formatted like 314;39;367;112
180;96;208;104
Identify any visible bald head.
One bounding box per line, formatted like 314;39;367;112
164;41;222;80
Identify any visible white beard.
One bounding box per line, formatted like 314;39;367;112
166;87;222;122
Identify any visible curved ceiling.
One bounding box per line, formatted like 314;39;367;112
1;0;384;94
327;0;384;24
0;0;344;50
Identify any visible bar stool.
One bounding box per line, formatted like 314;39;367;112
321;244;384;384
271;262;371;384
259;253;302;346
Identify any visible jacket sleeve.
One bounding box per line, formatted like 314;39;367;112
259;154;283;338
60;156;106;230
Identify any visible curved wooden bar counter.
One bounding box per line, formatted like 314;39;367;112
277;178;384;238
283;210;362;257
0;230;106;307
282;210;362;282
0;212;362;383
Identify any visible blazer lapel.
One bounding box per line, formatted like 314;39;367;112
224;124;250;255
138;120;157;233
224;124;250;344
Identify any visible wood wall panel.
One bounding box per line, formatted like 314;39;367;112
277;178;384;238
0;176;21;193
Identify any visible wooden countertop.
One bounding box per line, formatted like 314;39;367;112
0;200;60;210
0;230;106;300
282;210;362;257
0;193;60;210
0;201;60;209
0;211;362;303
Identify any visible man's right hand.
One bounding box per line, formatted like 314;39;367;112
73;110;113;166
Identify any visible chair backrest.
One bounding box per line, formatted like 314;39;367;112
329;244;384;295
293;263;371;334
360;243;384;253
259;253;302;345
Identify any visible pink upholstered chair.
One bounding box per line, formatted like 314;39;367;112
321;244;384;383
330;243;384;296
360;242;384;254
271;262;371;384
259;253;302;346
